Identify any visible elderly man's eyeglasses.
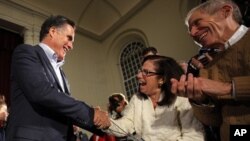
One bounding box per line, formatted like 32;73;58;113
138;69;161;77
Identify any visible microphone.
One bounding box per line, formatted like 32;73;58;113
187;48;221;77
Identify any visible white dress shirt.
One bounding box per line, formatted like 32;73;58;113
225;25;248;49
39;43;65;92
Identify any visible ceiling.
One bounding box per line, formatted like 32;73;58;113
8;0;151;41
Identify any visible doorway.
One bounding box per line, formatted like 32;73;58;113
0;23;24;106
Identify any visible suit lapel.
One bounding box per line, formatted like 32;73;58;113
60;68;70;94
35;45;65;92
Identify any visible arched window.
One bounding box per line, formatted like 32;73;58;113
120;40;146;100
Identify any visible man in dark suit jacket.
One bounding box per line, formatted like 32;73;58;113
6;15;110;141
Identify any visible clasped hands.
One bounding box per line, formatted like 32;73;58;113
93;107;111;129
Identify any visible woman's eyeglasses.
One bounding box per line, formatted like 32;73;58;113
138;69;161;77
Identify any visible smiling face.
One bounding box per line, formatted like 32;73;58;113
137;60;162;97
49;24;75;61
186;4;238;49
188;10;227;48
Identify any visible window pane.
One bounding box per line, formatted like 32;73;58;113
120;41;145;100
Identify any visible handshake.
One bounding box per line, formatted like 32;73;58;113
93;107;111;129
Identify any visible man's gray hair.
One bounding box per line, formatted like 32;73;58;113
185;0;242;26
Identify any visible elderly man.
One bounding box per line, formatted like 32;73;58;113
171;1;250;141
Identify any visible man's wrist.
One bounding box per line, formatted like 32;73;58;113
189;95;211;105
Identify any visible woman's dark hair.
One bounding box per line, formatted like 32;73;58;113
142;47;158;57
108;93;127;115
39;15;75;41
138;55;184;106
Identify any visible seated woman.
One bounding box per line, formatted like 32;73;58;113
90;93;128;141
105;55;205;141
108;93;128;120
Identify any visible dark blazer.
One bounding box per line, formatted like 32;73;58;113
0;128;5;141
6;44;97;141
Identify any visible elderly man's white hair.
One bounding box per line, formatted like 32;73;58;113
185;0;242;27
